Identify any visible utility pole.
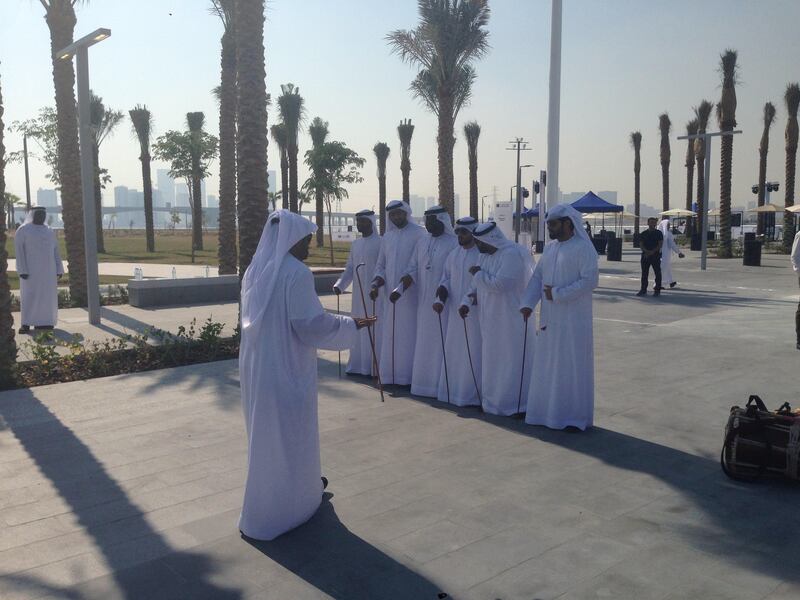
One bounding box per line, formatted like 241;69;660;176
506;138;530;242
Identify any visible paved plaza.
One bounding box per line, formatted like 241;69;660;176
1;248;799;599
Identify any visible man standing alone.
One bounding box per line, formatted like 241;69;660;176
637;217;663;297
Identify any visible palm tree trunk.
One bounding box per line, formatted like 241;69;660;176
0;74;17;389
315;187;324;247
378;169;387;227
280;152;288;209
696;153;705;231
141;151;155;252
45;5;87;306
218;24;238;274
468;151;478;219
718;133;733;257
660;160;669;213
785;126;798;253
437;94;456;218
92;144;105;253
757;147;767;236
633;165;641;247
191;173;203;251
289;144;298;213
401;159;410;205
235;0;269;278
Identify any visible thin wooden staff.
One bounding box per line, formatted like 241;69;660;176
355;263;384;402
336;292;342;378
516;317;529;416
462;315;482;412
438;311;451;404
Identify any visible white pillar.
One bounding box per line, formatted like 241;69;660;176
545;0;563;210
76;47;101;324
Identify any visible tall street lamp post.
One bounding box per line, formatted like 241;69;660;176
55;28;111;326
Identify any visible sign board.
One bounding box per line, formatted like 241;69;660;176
491;201;514;240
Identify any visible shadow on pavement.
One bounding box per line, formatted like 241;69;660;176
0;388;242;599
243;495;448;599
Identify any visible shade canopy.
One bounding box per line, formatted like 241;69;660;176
570;191;623;213
748;203;783;213
659;208;697;217
786;204;800;214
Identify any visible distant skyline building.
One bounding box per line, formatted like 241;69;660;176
206;194;219;209
156;169;174;208
175;187;190;209
36;188;58;207
268;170;277;195
113;185;129;207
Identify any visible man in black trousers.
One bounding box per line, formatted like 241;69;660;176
637;217;664;297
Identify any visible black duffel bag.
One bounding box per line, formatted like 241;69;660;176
721;395;800;481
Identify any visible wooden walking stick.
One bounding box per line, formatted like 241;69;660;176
516;316;530;417
462;316;482;412
438;311;451;404
355;263;384;402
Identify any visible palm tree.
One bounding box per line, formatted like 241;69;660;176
756;102;777;236
630;132;642;247
717;49;738;258
684;119;699;237
270;123;288;210
658;113;671;212
464;121;481;219
373;142;390;228
42;0;87;306
129;105;155;252
277;83;304;213
212;0;238;274
693;100;714;245
784;83;800;253
186;112;208;251
388;0;490;218
0;73;17;389
397;118;415;233
89;93;123;253
235;0;269;277
309;117;329;247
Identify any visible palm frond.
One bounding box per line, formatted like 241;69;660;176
386;29;435;69
693;101;714;130
629;131;642;150
409;69;439;116
452;64;476;119
397;119;415;145
277;84;305;140
209;0;234;28
786;83;800;117
463;120;481;146
763;102;777;128
658;113;671;136
129;105;153;152
718;49;739;85
373;142;390;162
308;117;329;148
270;122;287;150
186;111;205;133
686;118;699;136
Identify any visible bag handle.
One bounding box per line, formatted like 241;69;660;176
746;395;768;412
776;402;793;415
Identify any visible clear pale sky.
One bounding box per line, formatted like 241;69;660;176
1;0;799;215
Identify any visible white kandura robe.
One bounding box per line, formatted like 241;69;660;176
522;235;599;430
372;222;427;385
465;246;534;416
14;224;64;327
406;232;458;398
239;256;357;541
334;233;383;376
437;244;482;406
659;227;681;286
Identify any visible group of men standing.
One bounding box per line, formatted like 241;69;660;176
334;200;599;428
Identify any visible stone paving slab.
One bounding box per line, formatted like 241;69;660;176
0;247;798;599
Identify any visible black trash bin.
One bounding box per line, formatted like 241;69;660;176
744;232;756;241
707;231;716;241
592;236;607;255
691;233;702;251
743;240;762;266
606;238;623;261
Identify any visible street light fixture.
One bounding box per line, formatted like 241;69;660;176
55;27;111;326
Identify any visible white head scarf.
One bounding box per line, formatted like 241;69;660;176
355;209;378;234
241;209;317;330
385;200;413;232
473;221;512;250
657;218;671;236
546;204;593;244
23;206;47;226
455;216;478;232
424;205;455;235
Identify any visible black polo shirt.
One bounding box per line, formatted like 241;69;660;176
640;228;663;253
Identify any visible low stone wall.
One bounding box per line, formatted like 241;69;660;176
128;268;344;308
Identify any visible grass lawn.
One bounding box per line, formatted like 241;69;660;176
5;230;350;268
6;272;132;291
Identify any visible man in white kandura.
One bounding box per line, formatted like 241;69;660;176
658;218;684;289
334;209;383;376
14;206;64;334
402;206;458;398
521;204;599;431
459;222;534;416
238;210;374;541
433;216;482;407
370;200;427;385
